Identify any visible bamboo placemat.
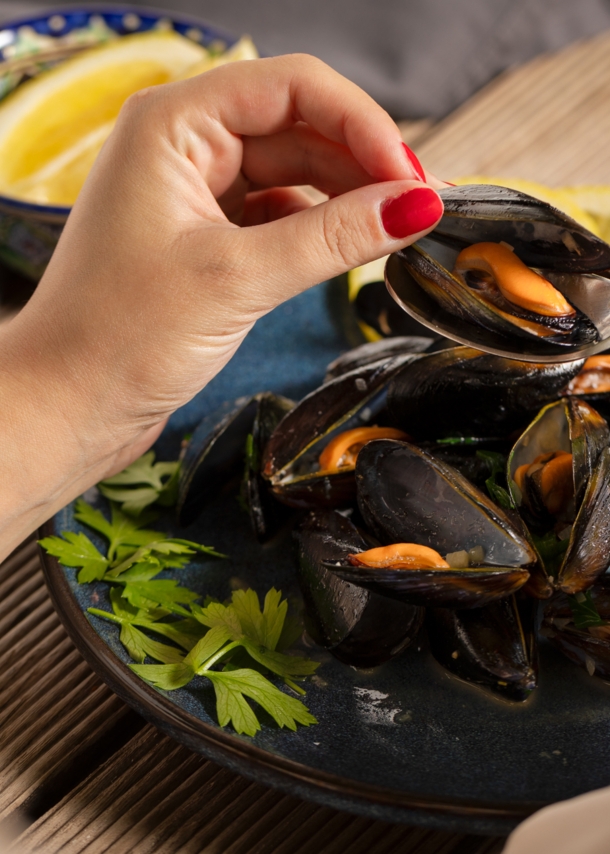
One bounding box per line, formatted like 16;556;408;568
5;26;610;854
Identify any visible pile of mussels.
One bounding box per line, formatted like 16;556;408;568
177;188;610;703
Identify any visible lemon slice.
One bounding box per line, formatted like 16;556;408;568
451;176;601;237
176;35;258;80
0;30;208;205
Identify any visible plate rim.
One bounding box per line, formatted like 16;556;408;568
38;520;547;831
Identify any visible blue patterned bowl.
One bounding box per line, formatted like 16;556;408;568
0;5;237;280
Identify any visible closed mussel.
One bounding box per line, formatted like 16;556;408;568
507;398;610;593
392;185;610;354
387;346;582;439
427;596;539;701
326;439;535;609
295;510;424;667
177;392;294;540
262;355;415;509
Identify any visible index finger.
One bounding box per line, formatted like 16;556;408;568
170;54;419;184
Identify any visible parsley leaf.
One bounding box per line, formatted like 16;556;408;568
130;662;195;690
476;450;513;510
117;579;199;612
207;669;317;736
39;532;108;582
120;624;186;664
74;499;160;561
98;451;180;516
569;590;604;629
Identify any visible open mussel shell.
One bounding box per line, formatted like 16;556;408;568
507;398;610;592
386;185;610;361
177;392;294;538
295;510;424;667
262;353;417;509
564;353;610;420
387;346;582;440
427;596;539;701
545;624;610;681
325;439;536;608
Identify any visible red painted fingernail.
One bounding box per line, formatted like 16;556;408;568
402;142;426;182
381;187;443;239
445;181;457;186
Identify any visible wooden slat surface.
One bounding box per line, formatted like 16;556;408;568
417;29;610;185
0;543;503;853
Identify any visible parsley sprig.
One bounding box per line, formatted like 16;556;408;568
476;450;512;510
98;451;180;516
40;465;319;737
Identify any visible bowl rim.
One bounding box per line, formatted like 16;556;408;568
0;2;239;217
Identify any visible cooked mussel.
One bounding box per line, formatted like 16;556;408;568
387;346;582;440
324;336;434;382
389;185;610;356
262;354;416;508
295;509;424;667
507;398;610;592
565;354;610;420
427;596;539;701
326;439;536;608
177;392;294;539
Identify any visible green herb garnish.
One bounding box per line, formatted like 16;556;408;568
476;450;512;510
569;589;604;629
98;451;180;516
40;451;319;738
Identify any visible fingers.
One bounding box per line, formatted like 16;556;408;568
212;180;443;316
241;124;375;195
158;55;418;188
241;187;316;226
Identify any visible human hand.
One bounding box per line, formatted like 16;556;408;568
0;54;444;556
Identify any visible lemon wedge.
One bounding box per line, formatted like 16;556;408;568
0;30;208;205
176;35;258;80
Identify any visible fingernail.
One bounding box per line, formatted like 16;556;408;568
445;181;457;187
381;187;443;239
402;142;426;182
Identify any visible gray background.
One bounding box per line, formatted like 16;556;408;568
1;0;610;118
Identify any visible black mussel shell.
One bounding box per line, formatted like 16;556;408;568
434;185;610;272
427;595;539;701
262;354;417;509
324;336;434;382
327;440;538;608
422;439;511;491
295;510;424;667
326;562;530;609
177;396;260;526
177;392;294;533
545;624;610;681
559;447;610;594
387;347;583;440
356;440;536;569
244;392;295;541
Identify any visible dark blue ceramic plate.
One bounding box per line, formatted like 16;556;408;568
40;283;610;835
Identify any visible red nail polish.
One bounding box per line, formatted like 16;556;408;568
445;181;457;187
381;187;443;239
402;142;425;182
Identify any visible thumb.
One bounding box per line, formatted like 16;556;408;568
231;180;443;314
